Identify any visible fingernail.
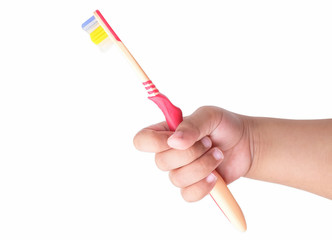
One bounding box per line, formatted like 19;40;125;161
206;173;217;183
201;137;212;148
213;148;224;161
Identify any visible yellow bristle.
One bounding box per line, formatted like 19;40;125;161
90;26;108;45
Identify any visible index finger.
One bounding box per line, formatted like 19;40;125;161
133;121;173;153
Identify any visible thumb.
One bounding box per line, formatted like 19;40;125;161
167;106;223;150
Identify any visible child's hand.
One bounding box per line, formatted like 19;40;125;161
133;106;253;202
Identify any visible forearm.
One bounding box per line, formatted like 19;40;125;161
246;117;332;199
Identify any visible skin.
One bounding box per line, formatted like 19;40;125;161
133;106;332;202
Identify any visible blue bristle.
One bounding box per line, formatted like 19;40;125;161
82;16;97;31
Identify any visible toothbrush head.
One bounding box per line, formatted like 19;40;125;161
82;14;113;52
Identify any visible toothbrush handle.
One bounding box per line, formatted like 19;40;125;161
210;171;247;232
149;93;247;232
94;8;247;231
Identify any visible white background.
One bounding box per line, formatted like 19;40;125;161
0;0;331;239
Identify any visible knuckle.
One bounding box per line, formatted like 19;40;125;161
149;131;162;149
196;158;210;175
198;105;216;115
188;121;201;139
184;140;206;161
185;146;197;160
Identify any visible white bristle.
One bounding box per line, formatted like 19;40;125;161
98;37;113;52
82;17;98;34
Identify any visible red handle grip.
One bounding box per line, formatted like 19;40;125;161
148;93;183;131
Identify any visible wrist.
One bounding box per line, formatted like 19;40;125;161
243;116;262;179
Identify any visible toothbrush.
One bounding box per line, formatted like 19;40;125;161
82;10;247;232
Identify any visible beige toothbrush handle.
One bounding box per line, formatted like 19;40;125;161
119;40;247;231
118;37;247;230
116;41;150;83
94;10;247;231
210;170;247;232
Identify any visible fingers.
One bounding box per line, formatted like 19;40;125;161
154;136;224;202
181;173;217;202
133;106;232;203
134;106;224;153
133;122;173;153
169;147;224;188
167;106;223;150
155;136;212;171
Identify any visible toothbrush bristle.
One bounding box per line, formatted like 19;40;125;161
90;26;108;44
82;15;113;51
82;16;98;33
